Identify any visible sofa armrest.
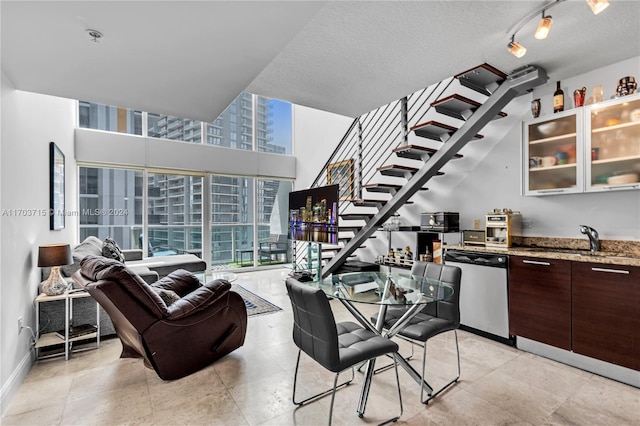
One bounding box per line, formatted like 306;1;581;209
122;249;143;261
167;279;231;320
152;269;201;297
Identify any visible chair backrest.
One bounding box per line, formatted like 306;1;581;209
410;261;461;325
270;234;288;249
285;277;340;371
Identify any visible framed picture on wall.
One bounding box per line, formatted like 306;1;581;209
49;142;65;230
327;159;354;201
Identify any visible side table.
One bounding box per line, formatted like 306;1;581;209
34;289;100;360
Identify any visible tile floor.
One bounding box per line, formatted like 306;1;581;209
3;268;639;425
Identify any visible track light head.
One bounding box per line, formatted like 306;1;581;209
508;37;527;58
586;0;610;15
535;14;553;40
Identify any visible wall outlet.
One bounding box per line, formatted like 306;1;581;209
18;317;23;334
473;219;481;230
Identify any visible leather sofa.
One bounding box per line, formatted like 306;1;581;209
73;255;247;380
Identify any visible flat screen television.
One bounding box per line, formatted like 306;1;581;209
288;184;339;244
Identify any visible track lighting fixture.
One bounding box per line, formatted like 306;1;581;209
508;36;527;58
534;13;553;40
507;0;611;58
586;0;610;15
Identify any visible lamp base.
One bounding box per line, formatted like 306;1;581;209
41;267;69;296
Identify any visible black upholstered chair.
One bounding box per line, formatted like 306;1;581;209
285;277;403;425
372;261;462;404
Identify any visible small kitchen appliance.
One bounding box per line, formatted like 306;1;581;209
420;212;460;232
485;211;521;248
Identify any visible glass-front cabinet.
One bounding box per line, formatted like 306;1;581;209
585;94;640;192
524;110;583;195
524;93;640;196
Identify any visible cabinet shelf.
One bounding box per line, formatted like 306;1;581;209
591;154;640;165
591;120;640;134
529;163;577;172
529;133;577;145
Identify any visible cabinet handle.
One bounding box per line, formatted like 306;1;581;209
537;189;565;194
522;259;551;266
591;267;630;275
602;184;639;190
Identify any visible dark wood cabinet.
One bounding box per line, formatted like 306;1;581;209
572;262;640;371
509;256;572;350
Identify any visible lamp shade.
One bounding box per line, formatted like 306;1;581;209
38;244;73;267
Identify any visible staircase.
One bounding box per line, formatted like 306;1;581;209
295;64;548;278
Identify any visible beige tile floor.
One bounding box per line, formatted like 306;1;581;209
3;268;639;425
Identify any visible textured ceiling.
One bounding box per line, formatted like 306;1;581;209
2;1;639;121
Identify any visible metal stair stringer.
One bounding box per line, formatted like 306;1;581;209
322;65;548;278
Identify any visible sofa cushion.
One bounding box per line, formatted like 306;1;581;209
60;236;103;277
128;254;206;278
102;237;125;263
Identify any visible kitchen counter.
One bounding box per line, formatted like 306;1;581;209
445;244;640;267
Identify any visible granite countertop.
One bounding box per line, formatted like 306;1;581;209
446;237;640;267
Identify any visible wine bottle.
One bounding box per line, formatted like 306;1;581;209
553;81;564;113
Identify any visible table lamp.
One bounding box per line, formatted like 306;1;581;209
38;244;73;296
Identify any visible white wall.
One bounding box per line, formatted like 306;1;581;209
0;72;77;414
292;105;354;189
75;128;297;180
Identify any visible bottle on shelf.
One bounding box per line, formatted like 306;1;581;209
554;81;565;113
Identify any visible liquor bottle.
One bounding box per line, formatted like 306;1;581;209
553;81;564;113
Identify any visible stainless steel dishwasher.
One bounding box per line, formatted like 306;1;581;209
444;250;512;344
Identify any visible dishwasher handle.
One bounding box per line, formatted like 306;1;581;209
522;259;551;266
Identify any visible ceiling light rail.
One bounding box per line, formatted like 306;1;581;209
507;0;610;58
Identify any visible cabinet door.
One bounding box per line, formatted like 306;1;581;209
572;262;639;371
523;110;583;196
585;93;640;192
509;256;572;350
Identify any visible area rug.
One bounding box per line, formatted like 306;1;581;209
231;284;282;317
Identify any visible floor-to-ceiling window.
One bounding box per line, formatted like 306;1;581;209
78;92;293;270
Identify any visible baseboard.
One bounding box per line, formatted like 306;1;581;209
516;336;640;388
0;350;34;417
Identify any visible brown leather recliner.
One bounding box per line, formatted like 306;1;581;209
72;255;247;380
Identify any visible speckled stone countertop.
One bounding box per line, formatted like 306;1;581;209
446;237;640;267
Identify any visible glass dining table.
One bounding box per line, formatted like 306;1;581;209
312;270;456;417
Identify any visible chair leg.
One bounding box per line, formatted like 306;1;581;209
292;349;355;406
420;330;461;404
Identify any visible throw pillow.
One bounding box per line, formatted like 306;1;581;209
102;237;125;263
153;288;181;306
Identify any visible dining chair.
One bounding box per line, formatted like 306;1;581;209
372;261;462;404
285;277;403;425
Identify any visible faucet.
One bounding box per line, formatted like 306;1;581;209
579;225;600;252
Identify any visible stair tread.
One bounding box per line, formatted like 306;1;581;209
455;63;507;96
340;213;374;220
431;94;507;121
393;144;463;160
410;120;483;141
351;199;415;206
377;165;444;177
